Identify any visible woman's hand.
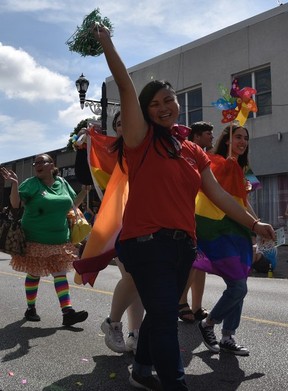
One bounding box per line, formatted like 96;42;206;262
91;22;111;42
0;167;18;184
1;167;21;208
253;222;275;241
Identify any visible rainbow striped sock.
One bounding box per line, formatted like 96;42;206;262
53;275;72;312
25;274;40;307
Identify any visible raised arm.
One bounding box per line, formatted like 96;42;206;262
200;166;275;240
92;25;148;148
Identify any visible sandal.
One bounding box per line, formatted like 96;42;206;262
178;303;195;323
193;307;208;321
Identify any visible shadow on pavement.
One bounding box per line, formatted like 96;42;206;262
0;318;81;363
42;354;133;391
188;351;264;390
42;323;265;391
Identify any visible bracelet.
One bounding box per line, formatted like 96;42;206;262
251;219;261;231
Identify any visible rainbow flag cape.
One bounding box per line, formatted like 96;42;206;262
193;155;253;280
74;161;128;286
73;131;128;286
86;129;118;199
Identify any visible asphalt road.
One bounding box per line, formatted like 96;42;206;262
0;252;288;391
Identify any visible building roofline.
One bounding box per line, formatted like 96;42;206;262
107;3;288;80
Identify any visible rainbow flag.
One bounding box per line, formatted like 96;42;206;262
73;130;128;286
86;129;118;199
73;161;128;286
193;155;253;280
245;167;262;192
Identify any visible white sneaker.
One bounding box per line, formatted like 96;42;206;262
100;317;126;353
126;329;139;355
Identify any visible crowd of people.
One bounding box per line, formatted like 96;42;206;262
0;23;276;391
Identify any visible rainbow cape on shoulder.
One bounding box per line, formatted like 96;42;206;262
193;155;253;280
73;130;128;287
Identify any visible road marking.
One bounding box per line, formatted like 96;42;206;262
0;270;113;296
1;270;288;327
243;316;288;328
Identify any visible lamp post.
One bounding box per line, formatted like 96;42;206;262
75;73;119;134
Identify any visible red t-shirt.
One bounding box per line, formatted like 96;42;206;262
120;128;210;241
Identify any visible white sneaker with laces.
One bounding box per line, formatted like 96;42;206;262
101;317;126;353
126;329;139;355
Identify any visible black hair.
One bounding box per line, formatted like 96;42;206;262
112;111;121;132
110;136;125;172
189;121;213;141
108;111;125;172
111;80;181;170
213;123;249;168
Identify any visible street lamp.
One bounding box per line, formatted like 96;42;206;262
75;73;119;133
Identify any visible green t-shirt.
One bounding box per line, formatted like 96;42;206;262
19;176;76;244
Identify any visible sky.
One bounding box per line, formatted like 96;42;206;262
0;0;285;163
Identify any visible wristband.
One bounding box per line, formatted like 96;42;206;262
251;219;260;231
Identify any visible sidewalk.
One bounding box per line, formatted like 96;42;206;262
250;244;288;279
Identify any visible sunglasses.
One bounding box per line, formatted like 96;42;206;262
32;160;50;167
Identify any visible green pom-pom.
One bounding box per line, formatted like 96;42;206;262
66;8;113;57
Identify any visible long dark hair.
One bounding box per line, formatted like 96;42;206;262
111;81;181;171
110;111;125;172
110;136;125;172
213;124;249;168
138;80;180;159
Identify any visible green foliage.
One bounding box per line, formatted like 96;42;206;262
66;119;89;151
66;8;113;57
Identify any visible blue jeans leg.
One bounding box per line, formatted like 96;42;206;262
120;234;196;391
208;278;248;335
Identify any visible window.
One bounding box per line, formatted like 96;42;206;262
250;173;288;229
177;87;202;126
234;66;272;118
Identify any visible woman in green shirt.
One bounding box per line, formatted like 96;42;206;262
0;154;89;326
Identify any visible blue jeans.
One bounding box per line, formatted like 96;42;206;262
208;278;248;335
119;231;196;391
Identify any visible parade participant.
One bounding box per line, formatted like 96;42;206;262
91;24;274;390
100;112;144;355
195;124;260;355
0;155;89;326
179;121;214;323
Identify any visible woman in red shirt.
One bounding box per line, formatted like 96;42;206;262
93;24;275;391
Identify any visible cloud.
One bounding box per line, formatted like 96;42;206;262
0;0;61;12
0;43;75;102
0;114;71;162
58;102;94;129
0;0;277;164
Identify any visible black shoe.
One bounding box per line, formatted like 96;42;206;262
62;309;88;326
129;370;162;390
24;307;41;322
193;307;209;321
220;337;249;356
198;321;220;353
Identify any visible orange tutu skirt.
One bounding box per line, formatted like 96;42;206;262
10;242;78;277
